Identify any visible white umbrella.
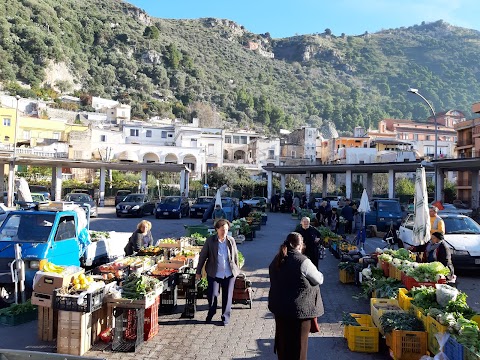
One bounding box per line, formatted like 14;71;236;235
413;167;431;245
357;189;370;247
215;184;228;208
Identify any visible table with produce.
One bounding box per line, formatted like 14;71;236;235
322;232;480;360
0;233;210;356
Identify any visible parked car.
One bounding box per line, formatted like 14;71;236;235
29;185;50;200
437;203;472;216
64;193;98;217
115;190;132;205
453;199;470;209
116;193;155;217
30;193;47;202
398;213;480;270
243;197;268;206
189;196;214;218
155;196;190;219
221;197;239;222
2;192;17;206
365;199;404;231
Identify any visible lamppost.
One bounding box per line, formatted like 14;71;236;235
7;95;20;208
407;88;440;200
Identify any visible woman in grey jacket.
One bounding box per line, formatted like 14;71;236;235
196;219;240;326
268;232;324;360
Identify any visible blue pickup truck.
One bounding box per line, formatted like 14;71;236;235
364;199;404;231
0;202;128;306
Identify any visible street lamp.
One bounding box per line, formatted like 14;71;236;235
7;95;20;208
407;88;439;200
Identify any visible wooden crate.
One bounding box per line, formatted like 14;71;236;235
37;306;58;341
106;291;158;309
91;305;110;345
56;310;92;356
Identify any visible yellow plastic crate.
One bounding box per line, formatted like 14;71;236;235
390;330;427;360
389;262;403;281
343;313;370;338
370;298;403;334
339;269;355;284
346;314;379;353
398;288;413;311
410;304;427;329
426;315;448;355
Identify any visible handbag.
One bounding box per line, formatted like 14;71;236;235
310;317;320;333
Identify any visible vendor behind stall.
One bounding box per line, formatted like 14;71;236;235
124;220;153;255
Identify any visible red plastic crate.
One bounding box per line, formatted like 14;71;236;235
401;272;446;290
379;260;389;277
144;296;159;341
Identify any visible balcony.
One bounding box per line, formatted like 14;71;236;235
457;140;473;147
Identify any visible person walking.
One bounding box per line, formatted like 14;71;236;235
268;232;324;360
196;219;241;326
295;217;322;269
124;220;153;255
328;208;339;233
430;206;445;235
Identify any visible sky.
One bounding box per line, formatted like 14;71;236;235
127;0;480;38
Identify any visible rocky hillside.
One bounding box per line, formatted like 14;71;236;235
1;0;480;134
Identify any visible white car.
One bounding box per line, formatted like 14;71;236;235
398;213;480;270
437;203;472;216
243;197;268;206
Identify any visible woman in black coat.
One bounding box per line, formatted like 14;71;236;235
296;217;322;269
268;232;324;360
410;231;455;280
124;220;153;255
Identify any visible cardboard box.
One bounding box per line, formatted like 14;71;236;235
155;261;185;270
33;269;85;295
31;292;53;308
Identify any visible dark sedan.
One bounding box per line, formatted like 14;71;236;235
155;196;190;219
189;196;214;218
64;193;98;217
116;193;155;217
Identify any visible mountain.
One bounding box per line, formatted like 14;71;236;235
1;0;480;134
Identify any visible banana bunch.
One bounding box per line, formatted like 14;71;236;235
42;262;65;274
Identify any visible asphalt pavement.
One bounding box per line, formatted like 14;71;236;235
0;208;478;359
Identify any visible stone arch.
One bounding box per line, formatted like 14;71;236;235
143;152;159;163
234;150;246;161
164;153;178;164
182;154;197;171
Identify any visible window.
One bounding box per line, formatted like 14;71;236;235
130;129;139;137
55;216;76;241
168;133;173;138
225;136;232;144
208;144;214;155
23;131;30;140
233;136;240;144
414;134;418;141
190;139;197;147
3;118;10;126
146;130;152;138
100;135;106;142
52;132;60;140
291;150;296;158
426;135;431;141
240;136;247;144
161;131;167;138
268;150;274;159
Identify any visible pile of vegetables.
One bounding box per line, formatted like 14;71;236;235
0;300;36;317
379;312;425;334
409;286;440;311
89;231;110;241
452;318;480;353
356;275;402;300
338;261;357;274
121;274;160;300
404;261;450;282
317;226;337;238
377;248;416;262
190;233;206;246
341;313;360;327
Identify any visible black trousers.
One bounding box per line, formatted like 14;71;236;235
274;316;311;360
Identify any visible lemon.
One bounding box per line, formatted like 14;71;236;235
87;276;94;283
74;284;81;291
72;278;80;285
78;274;86;281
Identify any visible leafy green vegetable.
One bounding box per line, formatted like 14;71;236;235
379;312;425;334
405;262;450;282
410;286;440;311
0;300;36;316
338;262;357;274
341;313;360;326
